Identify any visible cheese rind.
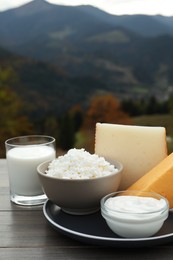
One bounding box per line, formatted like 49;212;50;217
95;123;167;189
127;152;173;208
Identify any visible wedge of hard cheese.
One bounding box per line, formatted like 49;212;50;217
95;123;167;189
127;152;173;208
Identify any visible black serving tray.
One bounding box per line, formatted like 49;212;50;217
43;200;173;248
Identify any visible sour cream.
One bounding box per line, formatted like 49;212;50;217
101;191;169;238
105;195;167;218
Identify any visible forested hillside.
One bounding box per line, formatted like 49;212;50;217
1;0;173;100
1;0;173;156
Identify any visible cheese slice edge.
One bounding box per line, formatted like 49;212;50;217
127;152;173;208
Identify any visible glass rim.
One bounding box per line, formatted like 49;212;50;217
5;135;55;147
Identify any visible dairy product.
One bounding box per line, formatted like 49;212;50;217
127;152;173;208
101;191;169;238
46;148;118;179
7;145;56;196
95;123;167;189
105;195;167;217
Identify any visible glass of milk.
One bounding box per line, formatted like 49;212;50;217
5;135;56;206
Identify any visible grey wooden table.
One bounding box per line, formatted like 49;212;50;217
1;159;173;259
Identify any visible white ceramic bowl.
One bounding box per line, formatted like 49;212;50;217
101;190;169;238
37;160;123;215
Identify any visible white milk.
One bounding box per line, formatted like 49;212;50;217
7;145;56;196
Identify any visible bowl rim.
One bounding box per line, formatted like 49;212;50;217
37;159;123;182
101;190;169;216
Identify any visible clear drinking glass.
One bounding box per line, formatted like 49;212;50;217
5;135;56;206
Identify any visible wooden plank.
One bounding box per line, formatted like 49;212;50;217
0;188;45;211
0;210;79;248
0;187;11;210
0;192;51;214
0;159;9;188
1;246;173;260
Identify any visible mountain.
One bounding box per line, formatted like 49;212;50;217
0;0;115;47
154;15;173;31
0;45;107;120
75;5;173;37
1;0;173;101
0;0;173;50
111;15;173;37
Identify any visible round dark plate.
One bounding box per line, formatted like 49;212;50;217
43;200;173;248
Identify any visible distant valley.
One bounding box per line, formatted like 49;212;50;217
1;0;173;104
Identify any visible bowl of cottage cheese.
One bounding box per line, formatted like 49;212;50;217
37;148;123;215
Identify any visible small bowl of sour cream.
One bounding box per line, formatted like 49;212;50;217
101;190;169;238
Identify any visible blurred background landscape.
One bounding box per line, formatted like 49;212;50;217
1;0;173;157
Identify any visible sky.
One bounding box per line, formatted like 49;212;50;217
0;0;173;16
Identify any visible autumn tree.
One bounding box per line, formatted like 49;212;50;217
69;104;84;132
0;65;33;157
77;94;131;153
83;93;132;129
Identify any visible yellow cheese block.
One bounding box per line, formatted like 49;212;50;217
127;152;173;208
95;123;167;189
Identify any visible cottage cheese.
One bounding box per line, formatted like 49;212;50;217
46;148;117;179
